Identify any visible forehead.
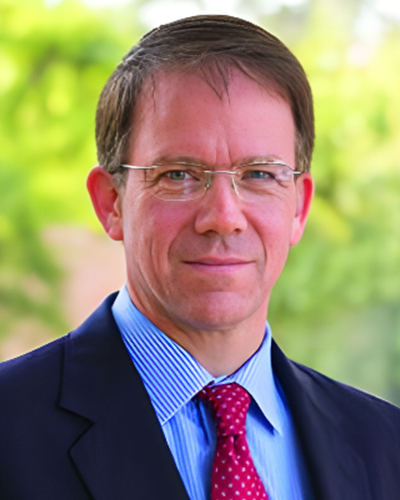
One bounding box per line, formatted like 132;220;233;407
128;69;296;166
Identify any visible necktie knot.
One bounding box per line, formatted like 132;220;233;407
199;383;250;437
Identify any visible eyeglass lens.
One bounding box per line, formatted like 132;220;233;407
143;163;298;201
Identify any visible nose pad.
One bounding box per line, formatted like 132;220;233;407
204;171;238;197
231;176;241;199
194;171;248;236
205;173;213;191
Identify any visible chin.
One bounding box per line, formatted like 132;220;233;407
175;294;265;332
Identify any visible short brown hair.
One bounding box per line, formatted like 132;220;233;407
96;14;314;177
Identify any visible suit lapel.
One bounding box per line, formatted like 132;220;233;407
59;294;189;500
271;340;370;500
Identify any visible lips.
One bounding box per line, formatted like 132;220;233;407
183;257;253;273
185;255;251;264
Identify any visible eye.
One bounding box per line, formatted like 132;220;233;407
246;169;274;179
164;169;188;181
157;165;203;183
241;166;276;181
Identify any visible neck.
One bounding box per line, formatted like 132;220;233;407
126;283;269;377
171;326;266;377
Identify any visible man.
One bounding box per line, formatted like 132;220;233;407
1;14;400;500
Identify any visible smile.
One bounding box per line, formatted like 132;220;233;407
183;258;253;273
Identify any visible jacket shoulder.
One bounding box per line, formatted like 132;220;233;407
0;335;68;401
293;359;400;421
273;343;400;497
0;292;119;400
272;340;400;452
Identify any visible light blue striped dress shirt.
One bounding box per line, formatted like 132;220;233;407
112;286;313;500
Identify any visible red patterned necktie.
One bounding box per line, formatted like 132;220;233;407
199;383;269;500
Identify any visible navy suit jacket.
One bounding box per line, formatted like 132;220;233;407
1;293;400;499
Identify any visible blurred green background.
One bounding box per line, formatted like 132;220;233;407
1;0;400;403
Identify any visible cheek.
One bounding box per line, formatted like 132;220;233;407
254;202;295;241
252;203;296;265
123;197;193;268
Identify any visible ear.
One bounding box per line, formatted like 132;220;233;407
290;172;314;246
87;166;124;241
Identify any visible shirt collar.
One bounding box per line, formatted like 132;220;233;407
112;286;283;434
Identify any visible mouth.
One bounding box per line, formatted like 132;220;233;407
183;258;253;273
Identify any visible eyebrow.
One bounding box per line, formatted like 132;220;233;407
151;154;288;167
152;155;206;166
239;155;288;166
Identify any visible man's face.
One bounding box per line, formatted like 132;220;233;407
109;69;312;337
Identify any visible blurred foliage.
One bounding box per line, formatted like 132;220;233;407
0;0;400;402
0;165;64;332
267;0;400;402
0;0;141;342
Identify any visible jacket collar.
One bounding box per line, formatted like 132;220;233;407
271;340;369;500
59;293;189;500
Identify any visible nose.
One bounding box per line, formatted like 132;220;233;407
194;173;248;236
